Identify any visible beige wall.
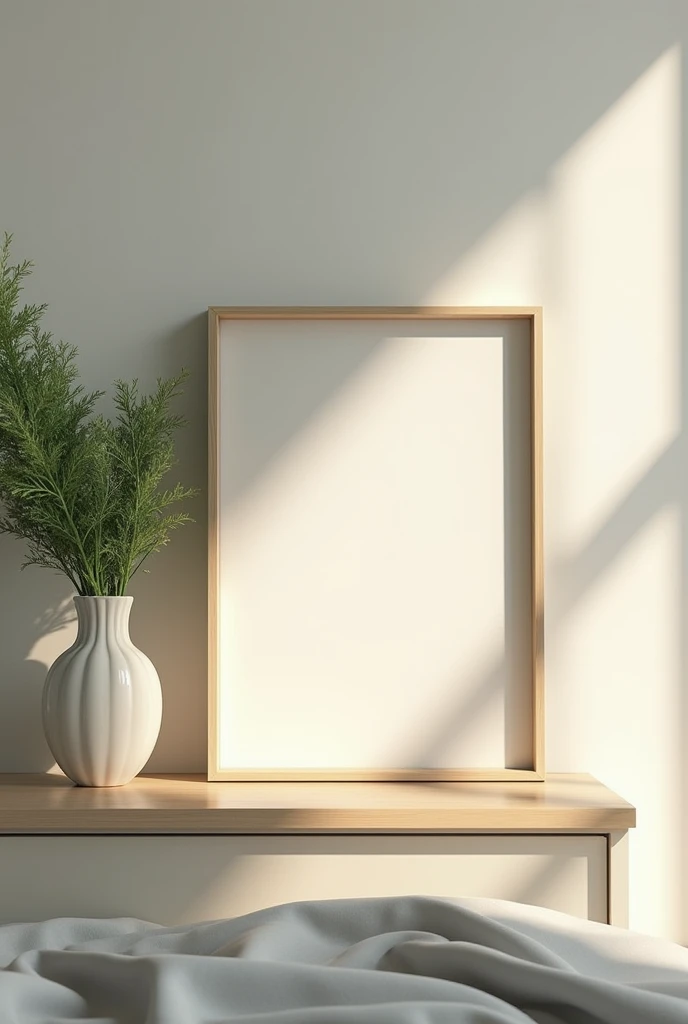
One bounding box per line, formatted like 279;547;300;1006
1;0;687;940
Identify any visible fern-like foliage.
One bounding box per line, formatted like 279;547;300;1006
0;234;197;595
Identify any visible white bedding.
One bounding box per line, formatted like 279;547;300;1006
1;896;688;1023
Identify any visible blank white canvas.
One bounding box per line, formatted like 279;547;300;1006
217;318;532;772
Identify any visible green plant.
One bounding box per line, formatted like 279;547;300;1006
0;234;197;596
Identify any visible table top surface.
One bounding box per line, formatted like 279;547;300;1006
0;772;635;834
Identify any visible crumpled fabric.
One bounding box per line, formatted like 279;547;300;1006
1;896;687;1023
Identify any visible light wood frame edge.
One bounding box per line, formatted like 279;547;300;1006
208;308;221;781
207;306;545;782
531;307;545;776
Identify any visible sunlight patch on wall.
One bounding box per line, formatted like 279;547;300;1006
548;45;681;548
420;44;682;940
424;191;546;306
546;46;681;941
556;504;682;938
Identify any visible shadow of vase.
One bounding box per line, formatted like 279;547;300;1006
0;536;77;772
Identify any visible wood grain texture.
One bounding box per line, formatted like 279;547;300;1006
0;773;635;834
208;306;545;781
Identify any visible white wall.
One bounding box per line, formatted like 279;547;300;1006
1;0;687;940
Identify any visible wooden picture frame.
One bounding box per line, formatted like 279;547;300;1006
208;307;544;782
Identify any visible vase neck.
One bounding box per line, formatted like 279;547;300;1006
73;596;133;642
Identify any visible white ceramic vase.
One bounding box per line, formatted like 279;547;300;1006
42;596;162;787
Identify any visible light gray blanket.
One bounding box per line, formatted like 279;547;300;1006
1;896;688;1023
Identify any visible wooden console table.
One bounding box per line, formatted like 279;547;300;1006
0;773;635;927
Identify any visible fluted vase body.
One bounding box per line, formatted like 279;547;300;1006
42;596;162;787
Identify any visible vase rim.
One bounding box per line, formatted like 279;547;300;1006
73;595;133;602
